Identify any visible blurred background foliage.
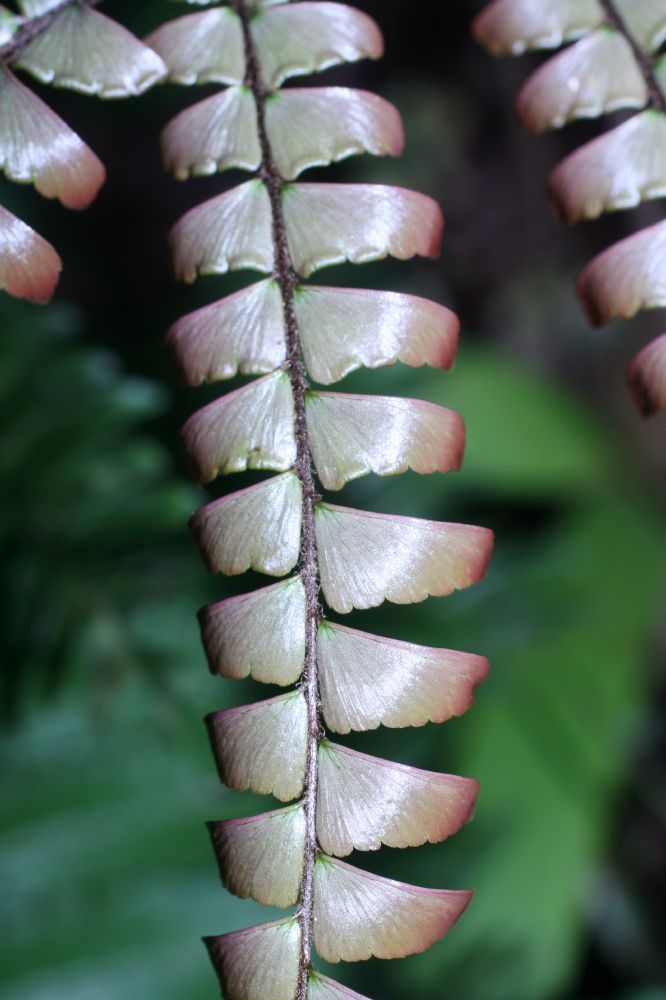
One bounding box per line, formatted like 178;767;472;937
1;1;665;999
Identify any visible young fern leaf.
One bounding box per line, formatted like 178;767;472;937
474;0;666;418
152;1;493;996
0;1;166;302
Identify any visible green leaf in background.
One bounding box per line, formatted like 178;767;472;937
0;682;273;1000
0;299;204;720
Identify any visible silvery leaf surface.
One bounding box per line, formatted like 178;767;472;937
317;620;488;733
189;472;301;576
516;29;647;133
313;856;473;962
317;740;478;856
549;110;666;223
295;285;459;385
181;370;296;483
283;183;443;277
167;279;286;385
206;691;307;801
17;5;166;97
0;68;105;208
170;180;273;282
205;919;300;1000
306;391;464;490
577;218;666;325
208;805;306;907
315;503;493;613
199;577;305;684
250;2;383;89
473;0;603;55
145;8;245;86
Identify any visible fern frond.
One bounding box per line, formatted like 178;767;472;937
152;1;493;996
474;0;666;418
0;1;166;302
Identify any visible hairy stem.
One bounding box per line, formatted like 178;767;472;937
0;0;102;65
600;0;666;113
233;1;323;995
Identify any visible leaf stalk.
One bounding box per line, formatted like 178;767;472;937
233;1;324;994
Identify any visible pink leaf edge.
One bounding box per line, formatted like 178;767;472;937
628;332;666;416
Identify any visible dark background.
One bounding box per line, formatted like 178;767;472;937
1;2;665;998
